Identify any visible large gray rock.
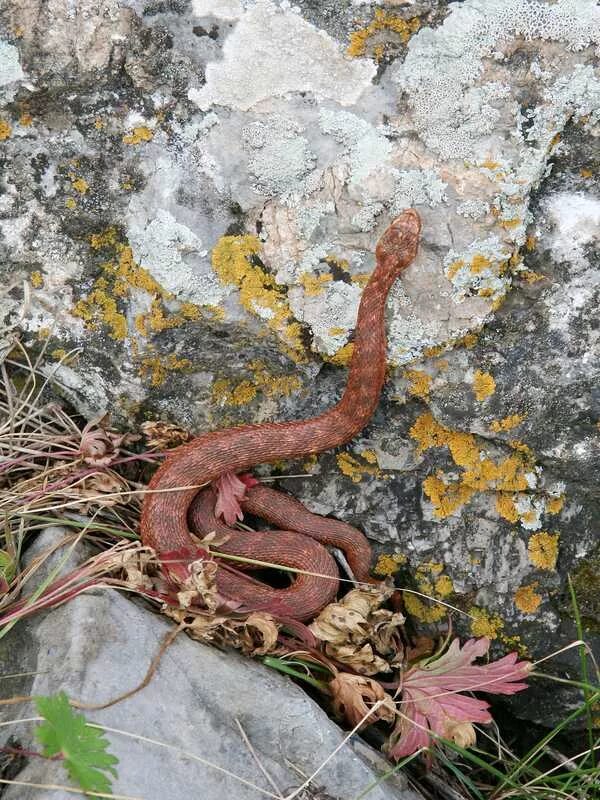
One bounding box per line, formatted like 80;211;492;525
0;531;420;800
0;0;598;729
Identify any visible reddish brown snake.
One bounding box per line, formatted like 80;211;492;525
140;210;421;620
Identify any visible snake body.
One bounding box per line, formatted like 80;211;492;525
140;210;421;620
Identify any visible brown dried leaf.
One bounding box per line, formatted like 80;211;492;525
141;420;192;450
71;471;128;511
177;559;219;612
325;642;391;675
238;612;280;656
79;414;140;466
329;673;395;728
110;544;155;590
309;604;368;645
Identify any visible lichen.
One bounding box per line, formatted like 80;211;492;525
409;412;555;523
373;552;407;577
469;607;504;639
528;531;560;571
30;271;44;288
0;119;11;140
300;272;333;297
138;353;192;388
490;414;526;432
123;126;154;145
403;562;453;624
473;370;496;401
336;450;383;483
405;369;432;399
212;235;305;360
325;342;354;367
514;583;542;614
347;9;420;60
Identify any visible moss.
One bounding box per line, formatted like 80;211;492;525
123;126;154;145
528;531;559;571
212;235;305;360
570;554;600;631
0;119;12;140
347;9;420;59
30;271;44;288
514;583;542;614
473;369;496;401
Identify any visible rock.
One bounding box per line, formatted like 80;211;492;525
0;530;421;800
0;0;598;729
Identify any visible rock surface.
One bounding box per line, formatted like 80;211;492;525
0;531;421;800
0;0;598;729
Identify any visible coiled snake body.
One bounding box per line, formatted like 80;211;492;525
140;210;421;620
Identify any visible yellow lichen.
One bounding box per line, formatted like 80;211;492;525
71;177;89;195
470;254;492;274
528;532;559;571
336;451;382;483
473;369;496;401
490;414;526;432
501;218;522;229
300;272;333;296
30;270;44;288
525;235;537;251
138;353;192;387
546;495;564;515
470;607;504;639
0;120;12;140
37;327;50;339
65;197;77;209
403;563;453;624
446;259;465;280
73;287;127;340
350;273;371;287
347;9;420;58
212;235;305;359
326;342;355;367
424;344;445;358
123;126;154;145
519;270;545;283
480;160;501;170
496;493;519;523
457;332;479;349
580;168;593;178
514;583;542;614
90;228;120;250
373;552;407;577
94;118;105;130
405;369;432;399
410;412;535;519
19;112;33;127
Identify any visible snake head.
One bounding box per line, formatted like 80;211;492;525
375;208;421;276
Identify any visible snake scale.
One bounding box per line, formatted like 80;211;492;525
140;209;421;620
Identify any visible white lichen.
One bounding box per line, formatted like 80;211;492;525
189;0;376;111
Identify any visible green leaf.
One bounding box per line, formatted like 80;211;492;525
34;692;119;793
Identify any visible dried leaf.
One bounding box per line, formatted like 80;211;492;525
141;420;192;450
310;605;368;645
71;471;128;511
329;673;395;728
79;415;139;466
110;544;155;590
238;612;280;656
177;559;219;612
325;642;391;675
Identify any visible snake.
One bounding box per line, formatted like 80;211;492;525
140;209;421;620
